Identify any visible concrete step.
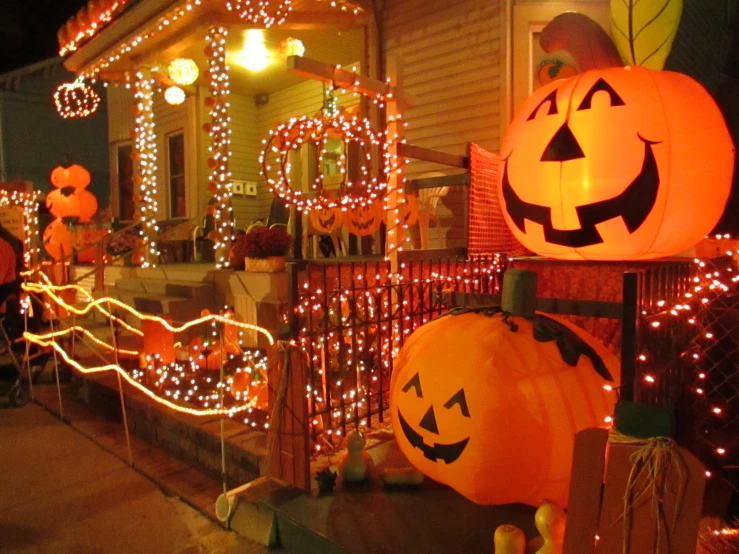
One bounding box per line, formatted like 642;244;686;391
115;278;216;300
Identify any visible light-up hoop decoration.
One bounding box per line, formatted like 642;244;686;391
225;0;292;27
260;91;391;213
54;79;101;119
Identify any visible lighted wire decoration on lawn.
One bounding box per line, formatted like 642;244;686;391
498;13;735;261
225;0;292;27
53;79;101;119
261;93;392;213
389;270;619;507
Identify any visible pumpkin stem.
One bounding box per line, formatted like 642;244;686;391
501;269;538;319
540;13;624;71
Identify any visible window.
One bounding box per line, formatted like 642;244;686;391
116;143;135;220
167;132;186;218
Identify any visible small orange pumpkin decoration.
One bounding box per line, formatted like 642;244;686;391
43;219;73;261
345;201;383;236
309;206;343;233
50;164;90;189
499;16;735;261
390;307;618;507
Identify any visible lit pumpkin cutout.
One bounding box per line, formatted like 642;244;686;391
390;309;618;507
345;201;383;236
499;66;734;260
309;206;343;234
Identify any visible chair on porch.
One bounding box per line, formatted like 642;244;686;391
246;197;291;233
416;173;450;249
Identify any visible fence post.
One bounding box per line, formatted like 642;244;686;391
268;262;310;492
620;272;639;402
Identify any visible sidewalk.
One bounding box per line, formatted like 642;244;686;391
0;401;273;554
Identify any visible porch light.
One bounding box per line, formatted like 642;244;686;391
164;86;187;105
168;58;199;86
233;29;271;72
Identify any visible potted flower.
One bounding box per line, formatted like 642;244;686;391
237;226;292;272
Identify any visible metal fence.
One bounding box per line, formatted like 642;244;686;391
290;252;506;452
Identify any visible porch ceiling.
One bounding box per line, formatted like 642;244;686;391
64;0;369;94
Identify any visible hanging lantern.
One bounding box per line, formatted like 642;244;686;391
54;80;101;119
279;37;305;58
261;108;393;212
167;58;199;86
164;86;186;106
225;0;293;27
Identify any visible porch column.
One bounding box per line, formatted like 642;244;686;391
133;69;160;268
205;26;233;268
385;57;406;276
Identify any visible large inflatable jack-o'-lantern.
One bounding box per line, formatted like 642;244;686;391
498;13;734;261
390;269;619;506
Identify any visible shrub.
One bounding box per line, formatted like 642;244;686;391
236;226;292;259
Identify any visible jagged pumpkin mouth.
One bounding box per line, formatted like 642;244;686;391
318;214;336;228
502;136;660;248
397;410;469;464
350;216;376;230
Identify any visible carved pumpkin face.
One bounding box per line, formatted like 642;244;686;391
309;206;343;233
390;311;618;506
345;201;382;236
499;66;734;260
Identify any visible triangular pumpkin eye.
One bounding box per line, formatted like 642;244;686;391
402;373;423;398
577;78;626;110
443;389;470;418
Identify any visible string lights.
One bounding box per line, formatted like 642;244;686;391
293;257;507;452
167;57;199;86
225;0;293;27
53;79;101;119
133;71;160;267
57;0;131;56
0;189;40;269
260;86;397;213
164;86;186;106
80;0;204;81
23;275;275;420
205;26;234;268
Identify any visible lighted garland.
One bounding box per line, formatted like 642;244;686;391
0;189;40;268
53;80;101;119
133;71;159;267
260;109;392;212
225;0;292;27
58;0;131;56
205;26;233;267
80;0;204;80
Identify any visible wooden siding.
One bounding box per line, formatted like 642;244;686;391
229;92;262;228
106;86;135;143
383;0;501;179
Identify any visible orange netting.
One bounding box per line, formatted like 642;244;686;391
468;143;529;257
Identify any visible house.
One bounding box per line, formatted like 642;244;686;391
0;57;109;206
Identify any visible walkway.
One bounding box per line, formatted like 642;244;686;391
0;401;273;554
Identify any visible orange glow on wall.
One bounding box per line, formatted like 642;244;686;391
142;317;176;365
498;66;735;260
389;310;618;507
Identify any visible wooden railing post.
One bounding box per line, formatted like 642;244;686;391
267;262;310;491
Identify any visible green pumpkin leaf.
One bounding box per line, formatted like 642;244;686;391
610;0;683;70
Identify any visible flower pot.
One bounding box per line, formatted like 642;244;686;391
245;256;286;273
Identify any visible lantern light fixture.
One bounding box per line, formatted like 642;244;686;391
164;85;187;105
168;57;199;86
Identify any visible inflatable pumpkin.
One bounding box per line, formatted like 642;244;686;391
309;206;343;233
345;201;383;236
50;164;91;189
499;64;734;261
390;308;618;506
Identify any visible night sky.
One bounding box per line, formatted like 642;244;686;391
0;0;86;74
